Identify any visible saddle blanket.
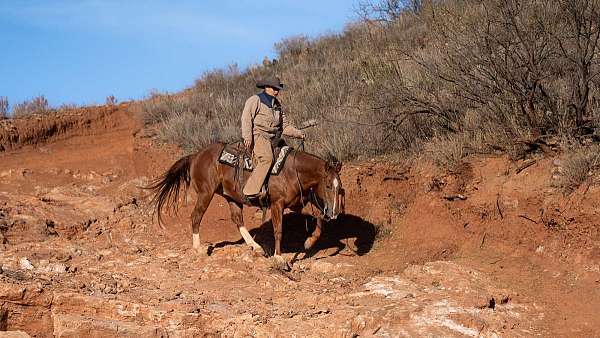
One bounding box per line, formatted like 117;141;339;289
218;145;293;175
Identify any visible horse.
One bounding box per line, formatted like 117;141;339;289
146;142;344;268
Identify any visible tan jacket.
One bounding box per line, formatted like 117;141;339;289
241;93;303;142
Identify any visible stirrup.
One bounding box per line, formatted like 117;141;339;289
243;190;267;205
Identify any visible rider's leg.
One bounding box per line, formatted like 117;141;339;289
242;135;273;196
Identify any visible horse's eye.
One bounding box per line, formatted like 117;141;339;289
326;185;332;189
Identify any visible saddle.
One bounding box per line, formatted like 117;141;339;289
218;139;294;193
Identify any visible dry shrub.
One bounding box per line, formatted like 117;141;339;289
106;95;117;106
57;103;81;111
361;0;600;150
12;96;51;117
159;111;238;154
0;97;7;119
274;35;310;62
141;92;184;126
374;222;393;242
556;145;600;193
424;134;471;169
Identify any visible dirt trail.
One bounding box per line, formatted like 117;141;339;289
0;106;599;337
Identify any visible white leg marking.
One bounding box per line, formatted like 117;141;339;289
239;226;260;249
192;233;200;249
332;177;340;215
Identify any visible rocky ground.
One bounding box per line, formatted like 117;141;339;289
0;106;599;337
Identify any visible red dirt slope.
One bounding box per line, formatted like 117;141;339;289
0;105;599;337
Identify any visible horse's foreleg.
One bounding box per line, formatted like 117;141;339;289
270;201;284;256
191;190;215;255
228;199;264;256
270;201;290;270
304;217;323;251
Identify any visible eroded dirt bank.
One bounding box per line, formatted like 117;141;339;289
0;106;599;337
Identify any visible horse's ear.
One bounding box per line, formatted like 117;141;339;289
335;162;342;174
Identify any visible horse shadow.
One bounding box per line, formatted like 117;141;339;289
241;213;377;258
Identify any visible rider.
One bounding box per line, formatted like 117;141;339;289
241;76;305;203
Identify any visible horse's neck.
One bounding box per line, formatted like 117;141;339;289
292;151;325;189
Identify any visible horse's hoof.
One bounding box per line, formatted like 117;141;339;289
304;237;317;251
270;255;291;272
193;244;210;257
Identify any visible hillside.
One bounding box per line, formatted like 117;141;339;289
0;104;599;337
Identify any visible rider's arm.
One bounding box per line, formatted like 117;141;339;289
241;95;259;143
281;110;305;139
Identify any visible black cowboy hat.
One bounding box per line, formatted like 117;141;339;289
256;76;285;90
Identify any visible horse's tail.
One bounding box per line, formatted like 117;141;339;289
146;154;193;228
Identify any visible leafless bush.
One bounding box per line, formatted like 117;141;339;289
353;0;600;165
357;0;422;21
0;97;8;119
106;95;117;106
12;96;51;117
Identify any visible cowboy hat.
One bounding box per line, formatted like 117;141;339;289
256;76;285;90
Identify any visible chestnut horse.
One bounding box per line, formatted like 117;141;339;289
147;143;344;267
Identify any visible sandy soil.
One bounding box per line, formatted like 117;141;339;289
0;105;599;337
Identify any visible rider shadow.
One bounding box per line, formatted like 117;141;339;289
249;213;377;258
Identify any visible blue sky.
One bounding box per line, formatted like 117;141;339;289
0;1;358;108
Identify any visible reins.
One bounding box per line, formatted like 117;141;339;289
294;140;324;233
294;141;328;234
293;142;306;209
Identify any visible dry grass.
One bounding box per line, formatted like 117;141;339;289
374;222;393;243
555;145;600;193
424;134;471;170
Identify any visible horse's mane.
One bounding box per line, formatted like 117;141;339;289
296;148;339;166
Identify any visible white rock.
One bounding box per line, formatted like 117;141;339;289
311;261;334;273
19;257;34;270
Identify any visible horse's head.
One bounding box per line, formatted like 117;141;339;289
314;160;345;220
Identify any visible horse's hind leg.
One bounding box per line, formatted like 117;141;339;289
191;189;215;255
227;199;264;256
